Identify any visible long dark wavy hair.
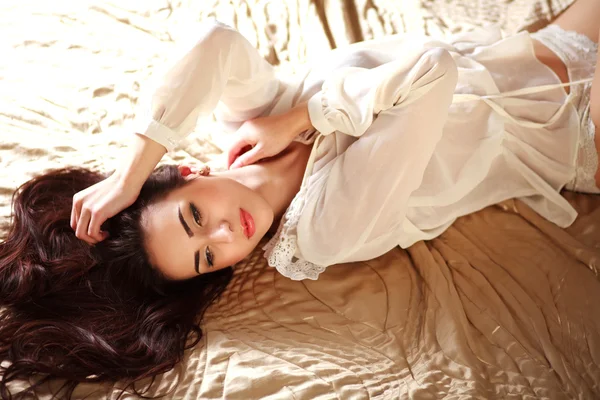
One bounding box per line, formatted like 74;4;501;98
0;165;233;399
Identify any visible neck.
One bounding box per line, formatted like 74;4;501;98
213;142;311;225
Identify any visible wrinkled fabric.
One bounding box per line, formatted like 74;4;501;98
2;0;599;398
295;27;589;271
46;196;600;400
135;20;591;279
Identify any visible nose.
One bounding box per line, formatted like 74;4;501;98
208;222;234;243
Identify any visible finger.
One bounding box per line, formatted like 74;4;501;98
87;212;106;242
75;208;94;244
227;142;245;169
70;196;81;231
230;146;262;169
229;146;255;170
227;140;253;169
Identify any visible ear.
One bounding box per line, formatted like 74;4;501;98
178;164;210;178
183;173;200;181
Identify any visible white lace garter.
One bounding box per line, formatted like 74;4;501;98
531;24;600;193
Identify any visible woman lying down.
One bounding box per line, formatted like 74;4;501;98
1;0;600;397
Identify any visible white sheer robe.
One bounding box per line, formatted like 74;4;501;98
135;22;587;280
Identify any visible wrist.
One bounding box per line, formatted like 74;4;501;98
111;167;142;188
289;102;313;136
113;133;166;188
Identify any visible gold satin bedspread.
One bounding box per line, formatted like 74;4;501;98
1;0;599;398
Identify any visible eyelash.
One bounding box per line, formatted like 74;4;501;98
190;203;214;268
190;203;202;227
206;248;214;268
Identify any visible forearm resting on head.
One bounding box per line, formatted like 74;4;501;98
113;133;167;187
591;28;600;128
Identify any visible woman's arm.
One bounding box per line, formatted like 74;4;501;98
227;101;313;169
305;46;454;138
114;133;167;187
72;22;280;243
295;48;458;267
135;21;280;152
228;41;454;170
70;133;166;244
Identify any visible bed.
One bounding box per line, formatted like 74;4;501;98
1;0;599;398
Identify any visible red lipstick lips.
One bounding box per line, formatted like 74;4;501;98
240;209;255;239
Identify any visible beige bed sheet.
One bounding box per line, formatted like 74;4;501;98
1;0;599;398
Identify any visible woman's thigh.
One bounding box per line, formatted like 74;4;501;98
554;0;600;186
533;0;600;188
550;0;600;43
531;0;600;92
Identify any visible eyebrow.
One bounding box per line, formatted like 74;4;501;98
178;205;201;274
178;206;193;238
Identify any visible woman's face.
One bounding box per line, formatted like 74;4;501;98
143;174;274;280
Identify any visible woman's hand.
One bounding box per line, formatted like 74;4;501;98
227;102;313;169
70;133;167;245
70;173;141;244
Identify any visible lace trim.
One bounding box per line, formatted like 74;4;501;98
531;24;596;65
531;24;600;193
262;184;328;280
265;25;600;280
567;101;600;193
569;35;600;193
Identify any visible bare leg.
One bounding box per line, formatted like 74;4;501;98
550;0;600;188
532;0;600;92
548;0;600;42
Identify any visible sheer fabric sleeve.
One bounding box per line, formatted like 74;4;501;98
297;48;458;267
133;21;279;151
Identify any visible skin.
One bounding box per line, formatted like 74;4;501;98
144;139;312;280
530;0;600;186
145;1;600;280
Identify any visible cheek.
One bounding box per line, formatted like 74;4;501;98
220;241;255;269
204;182;243;211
